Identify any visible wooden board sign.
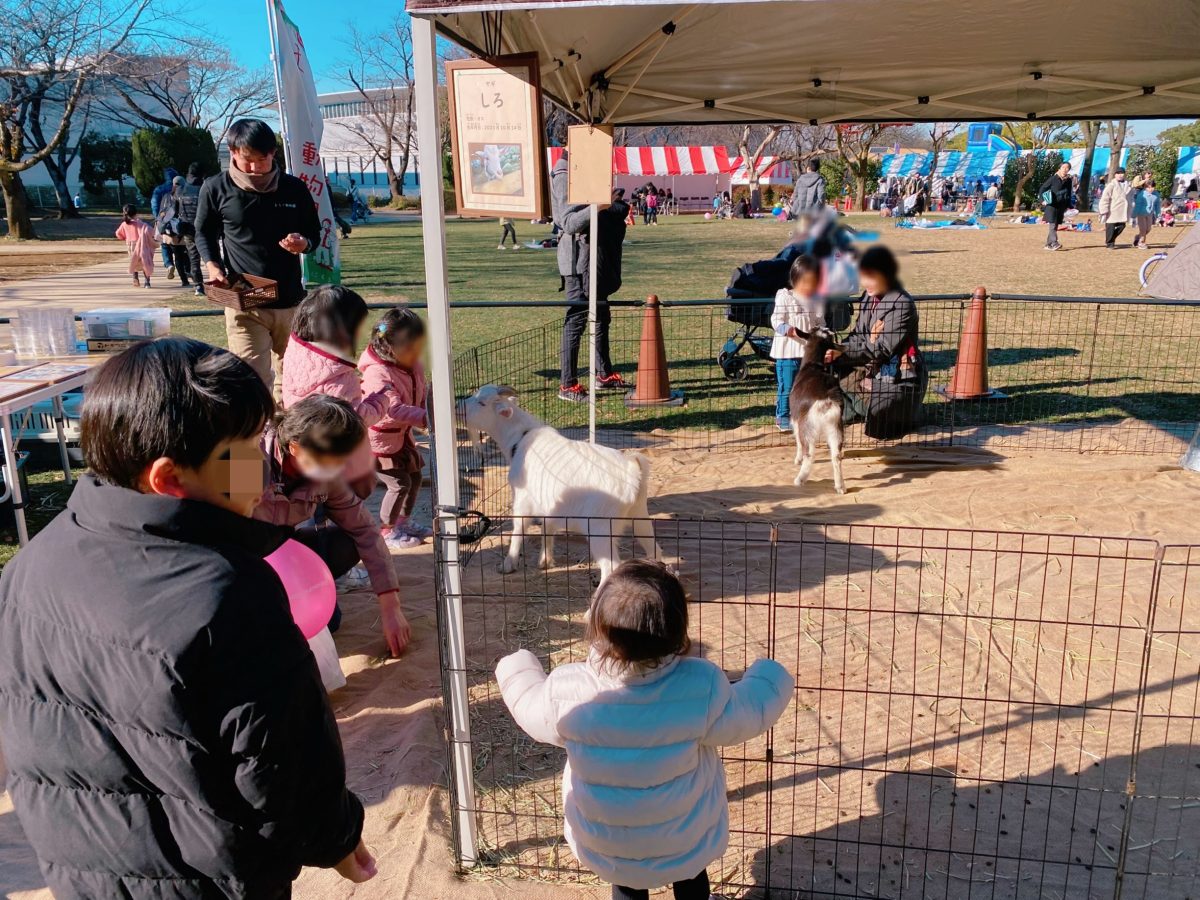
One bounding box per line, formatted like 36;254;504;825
445;54;548;219
566;124;614;205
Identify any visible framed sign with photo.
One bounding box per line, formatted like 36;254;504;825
445;54;547;219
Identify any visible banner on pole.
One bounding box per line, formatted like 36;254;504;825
271;0;340;284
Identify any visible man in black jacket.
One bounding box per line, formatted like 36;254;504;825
196;118;321;395
1039;161;1073;251
0;338;375;897
552;152;631;403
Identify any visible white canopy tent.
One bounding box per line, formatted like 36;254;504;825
405;0;1200;864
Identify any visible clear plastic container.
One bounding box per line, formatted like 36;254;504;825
12;307;79;358
80;308;171;340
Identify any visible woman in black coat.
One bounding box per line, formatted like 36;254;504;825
1039;161;1073;250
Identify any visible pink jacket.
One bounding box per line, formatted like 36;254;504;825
282;335;387;479
358;347;427;458
253;428;398;596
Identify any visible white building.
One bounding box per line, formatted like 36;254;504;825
318;89;418;197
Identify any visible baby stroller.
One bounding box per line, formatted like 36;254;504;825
719;298;775;381
719;212;860;380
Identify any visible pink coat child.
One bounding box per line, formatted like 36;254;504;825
114;211;157;285
359;345;428;539
281;335;390;485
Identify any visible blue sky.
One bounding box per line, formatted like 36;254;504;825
213;3;1188;141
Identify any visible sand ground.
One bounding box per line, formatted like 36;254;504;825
2;447;1199;899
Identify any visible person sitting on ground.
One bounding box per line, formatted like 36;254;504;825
496;559;793;900
826;246;926;440
0;338;376;896
255;394;411;656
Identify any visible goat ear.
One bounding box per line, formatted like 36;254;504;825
496;401;515;419
495;384;518;398
793;328;811;341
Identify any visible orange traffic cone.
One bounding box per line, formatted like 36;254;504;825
625;295;685;408
940;286;1006;400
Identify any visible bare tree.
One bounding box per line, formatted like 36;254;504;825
1;0;150;238
97;38;273;142
776;123;837;171
735;124;782;204
1077;120;1102;211
926;122;961;192
835;123;890;210
1003;121;1078;210
1106;120;1128;177
334;17;416;199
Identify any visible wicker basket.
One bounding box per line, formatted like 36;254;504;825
205;275;279;311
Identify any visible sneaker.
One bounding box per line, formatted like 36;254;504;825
558;383;588;403
166;264;176;280
395;518;434;540
194;285;205;296
385;529;424;550
595;373;631;390
335;564;371;591
776;417;791;433
497;244;507;250
143;281;152;288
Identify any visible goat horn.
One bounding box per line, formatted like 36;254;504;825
793;328;811;341
495;384;518;397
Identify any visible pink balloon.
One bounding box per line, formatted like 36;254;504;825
264;539;337;639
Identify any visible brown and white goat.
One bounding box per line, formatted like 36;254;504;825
787;327;846;494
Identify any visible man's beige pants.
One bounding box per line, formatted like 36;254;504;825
224;306;296;400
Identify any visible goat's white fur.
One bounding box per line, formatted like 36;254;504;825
792;398;845;494
461;384;662;581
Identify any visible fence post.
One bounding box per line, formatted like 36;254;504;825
1112;543;1166;900
412;13;478;867
1080;303;1103;453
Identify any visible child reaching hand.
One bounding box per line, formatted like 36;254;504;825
496;560;793;900
770;254;824;432
115;203;157;288
359;307;430;549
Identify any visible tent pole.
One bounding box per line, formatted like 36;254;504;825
588;202;599;444
411;13;479;868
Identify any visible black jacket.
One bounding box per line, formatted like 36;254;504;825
550;157;628;296
195;170;321;308
0;477;364;898
1039;174;1072;225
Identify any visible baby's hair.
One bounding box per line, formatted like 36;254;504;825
586;559;690;673
370;306;426;362
292;285;369;350
121;204;138;223
275;394;365;457
788;253;818;288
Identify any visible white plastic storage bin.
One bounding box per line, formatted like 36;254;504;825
80;308;171;340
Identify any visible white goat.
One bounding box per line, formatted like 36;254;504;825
460;384;661;582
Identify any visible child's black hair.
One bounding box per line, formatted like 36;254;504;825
369;306;426;362
121;204;138;223
858;246;901;290
292;285;369;350
81;337;273;490
585;559;690;672
788;253;818;288
275;394;365;458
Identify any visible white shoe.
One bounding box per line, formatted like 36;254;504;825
335;564;371;591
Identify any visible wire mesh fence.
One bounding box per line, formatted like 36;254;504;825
437;520;1200;899
451;296;1198;520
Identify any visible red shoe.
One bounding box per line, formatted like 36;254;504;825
596;373;631;390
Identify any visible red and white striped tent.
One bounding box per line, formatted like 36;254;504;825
548;145;789;179
547;146;793;198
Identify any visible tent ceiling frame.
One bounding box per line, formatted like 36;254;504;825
427;11;1200;125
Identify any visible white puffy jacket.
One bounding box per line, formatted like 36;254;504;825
495;649;793;890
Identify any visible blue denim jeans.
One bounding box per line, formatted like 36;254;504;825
775;357;801;421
